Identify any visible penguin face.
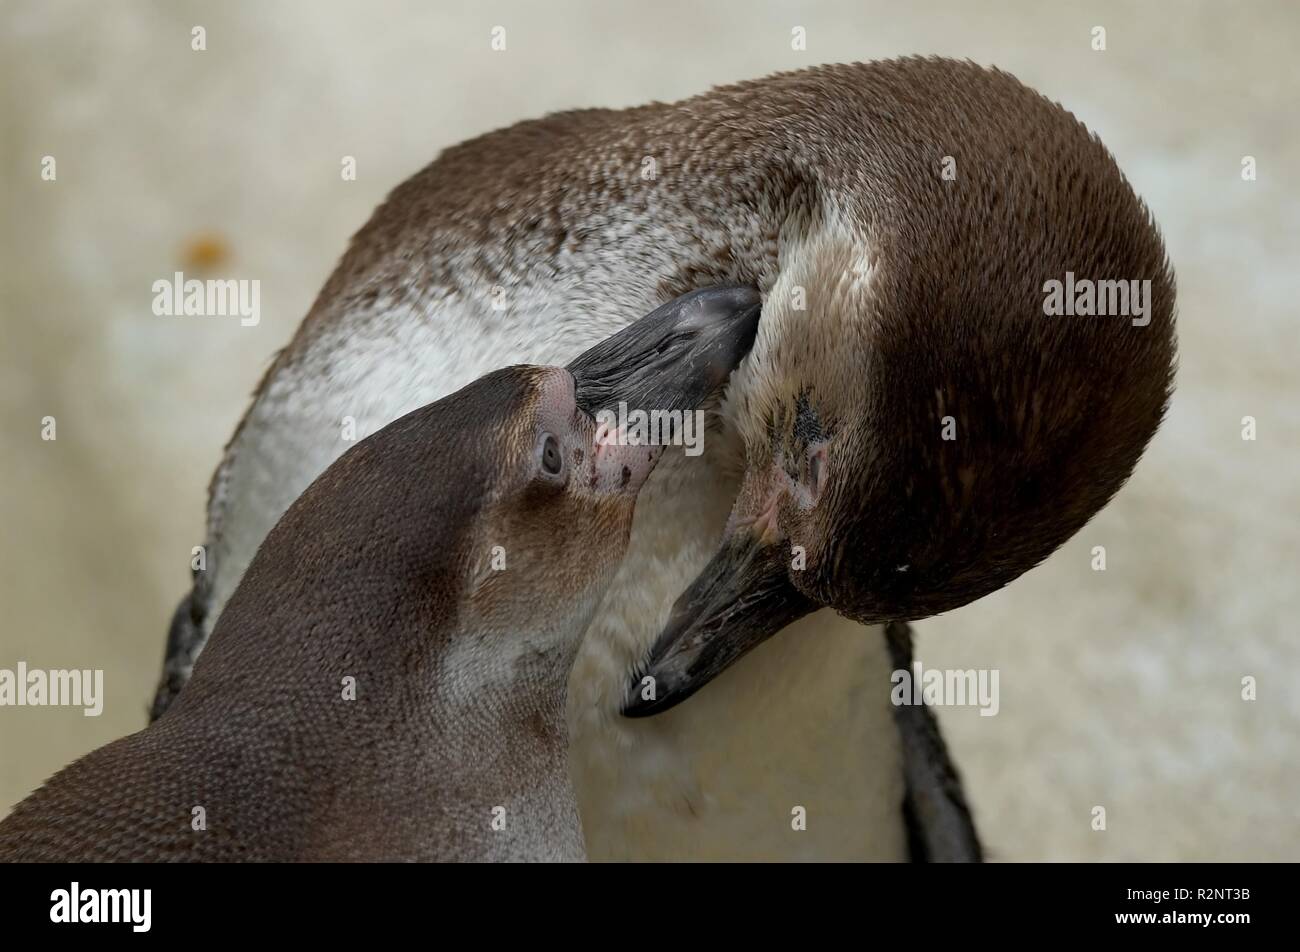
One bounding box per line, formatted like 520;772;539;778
626;213;1176;716
467;367;661;635
467;286;762;640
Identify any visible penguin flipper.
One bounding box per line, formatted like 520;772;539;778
885;621;983;862
150;590;205;721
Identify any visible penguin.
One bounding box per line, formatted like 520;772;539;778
0;288;760;862
620;61;1175;803
152;58;1173;861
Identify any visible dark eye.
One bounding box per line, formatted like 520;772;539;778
541;434;563;476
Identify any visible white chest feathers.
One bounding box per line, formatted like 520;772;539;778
565;450;905;860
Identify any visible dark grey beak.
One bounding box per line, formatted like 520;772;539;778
622;526;816;717
567;286;761;417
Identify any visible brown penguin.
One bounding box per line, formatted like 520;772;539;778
0;287;759;862
623;66;1176;724
153;58;1174;861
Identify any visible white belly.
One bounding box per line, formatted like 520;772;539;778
206;296;906;861
566;447;904;860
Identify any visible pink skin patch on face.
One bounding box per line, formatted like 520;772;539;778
744;491;784;545
593;420;626;454
589;424;662;495
540;372;660;497
725;462;787;545
727;442;830;544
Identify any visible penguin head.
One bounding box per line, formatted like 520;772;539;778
464;287;761;639
626;204;1176;716
462;364;652;635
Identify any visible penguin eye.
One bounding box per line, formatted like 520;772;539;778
539;433;564;478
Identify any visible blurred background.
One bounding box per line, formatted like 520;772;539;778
1;0;1296;859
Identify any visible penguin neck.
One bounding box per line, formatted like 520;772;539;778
180;596;585;859
203;573;581;741
403;623;587;860
434;623;580;741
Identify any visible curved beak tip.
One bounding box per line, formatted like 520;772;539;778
567;284;762;417
621;668;691;718
619;533;817;720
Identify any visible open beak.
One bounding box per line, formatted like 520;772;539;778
622;521;817;717
567;286;761;417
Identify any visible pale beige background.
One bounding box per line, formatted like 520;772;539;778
1;0;1296;859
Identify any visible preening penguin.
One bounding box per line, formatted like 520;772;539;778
625;63;1176;714
153;58;1174;861
0;290;759;861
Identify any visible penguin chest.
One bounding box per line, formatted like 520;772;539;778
564;450;908;861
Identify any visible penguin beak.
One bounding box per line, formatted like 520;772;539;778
622;524;816;717
567;286;761;416
567;284;784;717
